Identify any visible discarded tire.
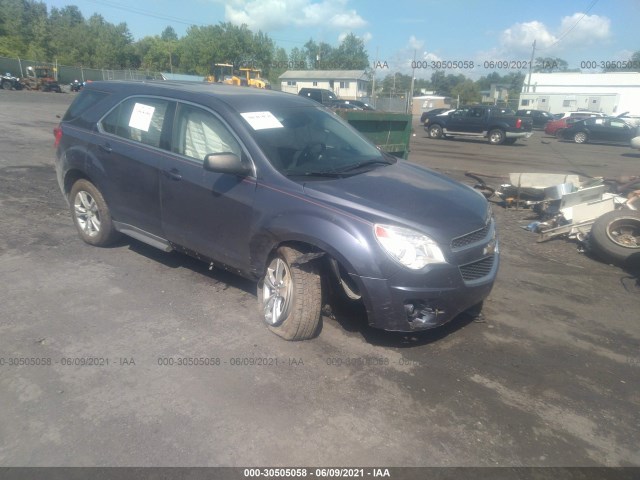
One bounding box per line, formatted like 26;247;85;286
589;209;640;266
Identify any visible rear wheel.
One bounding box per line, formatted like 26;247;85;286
428;124;443;139
488;129;505;145
257;246;322;340
1;80;12;90
69;179;120;247
573;132;588;144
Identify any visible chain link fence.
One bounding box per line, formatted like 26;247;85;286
361;94;411;113
0;56;163;85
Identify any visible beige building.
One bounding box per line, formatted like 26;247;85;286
279;70;369;100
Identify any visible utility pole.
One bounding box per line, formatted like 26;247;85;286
371;46;378;108
408;49;416;114
526;39;536;93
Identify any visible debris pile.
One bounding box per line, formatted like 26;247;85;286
467;171;640;267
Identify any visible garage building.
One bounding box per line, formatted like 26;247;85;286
279;70;369;100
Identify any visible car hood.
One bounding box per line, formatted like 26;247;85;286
302;161;489;244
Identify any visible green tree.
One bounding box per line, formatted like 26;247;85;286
48;6;87;65
332;33;369;69
381;73;412;94
451;79;480;104
0;0;49;57
304;39;334;69
289;47;306;67
268;46;289;85
160;26;178;42
430;70;466;96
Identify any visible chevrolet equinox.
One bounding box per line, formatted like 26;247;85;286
54;81;499;340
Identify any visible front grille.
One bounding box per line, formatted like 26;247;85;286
459;256;495;281
451;222;491;249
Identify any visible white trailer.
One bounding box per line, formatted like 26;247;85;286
518;72;640;116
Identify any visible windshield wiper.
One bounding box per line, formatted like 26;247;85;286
334;159;393;173
285;170;344;178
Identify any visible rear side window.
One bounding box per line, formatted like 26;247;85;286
62;89;110;121
100;97;172;149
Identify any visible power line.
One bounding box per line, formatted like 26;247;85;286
84;0;308;44
539;0;600;50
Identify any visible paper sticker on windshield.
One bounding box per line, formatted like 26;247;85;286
241;111;283;130
129;103;155;132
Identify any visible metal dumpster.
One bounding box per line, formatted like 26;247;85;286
335;110;412;159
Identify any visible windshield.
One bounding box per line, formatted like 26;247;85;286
246;106;393;177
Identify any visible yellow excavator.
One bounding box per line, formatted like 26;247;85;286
213;63;246;86
239;67;271;89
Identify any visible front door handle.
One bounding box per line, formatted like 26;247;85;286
99;142;112;153
163;168;182;181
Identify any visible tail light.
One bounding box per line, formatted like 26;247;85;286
53;125;62;148
515;118;522;129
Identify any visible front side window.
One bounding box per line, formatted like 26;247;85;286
100;97;170;149
173;103;241;162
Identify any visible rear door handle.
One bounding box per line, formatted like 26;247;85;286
99;142;112;153
163;168;182;181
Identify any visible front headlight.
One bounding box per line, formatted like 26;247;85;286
374;224;446;270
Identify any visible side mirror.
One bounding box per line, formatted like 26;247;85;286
203;152;251;176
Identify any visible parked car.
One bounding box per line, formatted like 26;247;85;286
420;108;451;126
425;105;533;145
297;87;338;106
544;111;606;137
560;117;639;144
515;109;554;129
54;81;499;341
332;99;374;110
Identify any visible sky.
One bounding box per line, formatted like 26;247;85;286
41;0;640;78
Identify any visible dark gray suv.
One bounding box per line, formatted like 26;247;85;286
54;81;499;340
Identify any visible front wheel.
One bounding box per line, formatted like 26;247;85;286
69;179;120;246
1;80;12;90
589;210;640;266
257;247;322;340
428;124;443;139
488;129;505;145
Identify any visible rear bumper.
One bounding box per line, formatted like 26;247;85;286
506;131;533;139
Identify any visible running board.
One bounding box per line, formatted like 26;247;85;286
113;222;173;252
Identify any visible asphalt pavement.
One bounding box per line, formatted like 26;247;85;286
0;91;639;467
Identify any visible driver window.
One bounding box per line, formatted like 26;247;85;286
174;104;241;162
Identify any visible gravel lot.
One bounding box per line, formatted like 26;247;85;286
0;90;639;467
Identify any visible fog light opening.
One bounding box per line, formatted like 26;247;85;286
404;301;445;328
